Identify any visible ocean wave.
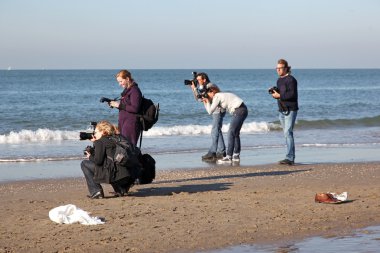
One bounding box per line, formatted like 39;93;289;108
296;115;380;129
0;156;82;163
0;129;79;144
0;122;277;144
144;121;278;136
1;116;379;144
301;143;380;148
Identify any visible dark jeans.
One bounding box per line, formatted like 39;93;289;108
81;160;103;195
227;104;248;157
81;160;134;196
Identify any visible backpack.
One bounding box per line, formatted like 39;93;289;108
107;135;141;180
139;97;159;131
109;135;140;166
108;135;156;185
137;153;156;184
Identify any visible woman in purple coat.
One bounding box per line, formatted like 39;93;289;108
110;70;142;145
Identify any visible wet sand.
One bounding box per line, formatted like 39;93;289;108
1;162;380;253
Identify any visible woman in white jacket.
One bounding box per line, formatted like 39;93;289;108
203;84;248;164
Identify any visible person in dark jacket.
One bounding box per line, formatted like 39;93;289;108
80;120;134;199
269;59;299;165
110;70;142;146
189;72;226;161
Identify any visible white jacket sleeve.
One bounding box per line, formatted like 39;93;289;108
205;96;220;115
204;102;212;114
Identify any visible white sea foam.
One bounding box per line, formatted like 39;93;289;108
0;121;279;144
144;121;278;137
301;143;380;148
0;129;78;144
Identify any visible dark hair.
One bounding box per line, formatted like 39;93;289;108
196;72;210;83
278;59;291;74
208;85;220;93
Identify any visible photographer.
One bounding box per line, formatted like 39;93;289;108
269;59;298;165
81;121;134;199
203;85;248;165
189;72;226;161
109;70;142;146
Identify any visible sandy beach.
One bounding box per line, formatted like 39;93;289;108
1;161;380;253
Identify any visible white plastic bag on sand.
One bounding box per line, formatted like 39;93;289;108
330;192;348;201
49;204;105;225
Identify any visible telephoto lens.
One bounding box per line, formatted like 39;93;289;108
79;132;93;140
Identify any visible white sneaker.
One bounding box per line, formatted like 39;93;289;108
232;154;240;162
217;157;232;165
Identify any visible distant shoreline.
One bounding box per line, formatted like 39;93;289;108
1;142;380;183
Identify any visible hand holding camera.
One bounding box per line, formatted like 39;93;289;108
100;97;120;108
268;86;280;99
84;145;95;157
80;122;97;157
109;100;120;108
184;71;210;101
268;86;279;94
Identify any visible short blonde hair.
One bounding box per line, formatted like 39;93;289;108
96;120;116;136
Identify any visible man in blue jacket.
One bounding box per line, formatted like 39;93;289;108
270;59;299;165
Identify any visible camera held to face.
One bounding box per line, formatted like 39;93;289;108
79;121;97;140
80;122;97;156
268;86;280;94
184;71;198;86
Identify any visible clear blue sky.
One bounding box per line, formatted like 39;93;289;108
1;0;379;69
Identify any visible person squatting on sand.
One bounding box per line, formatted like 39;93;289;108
190;72;226;161
81;120;135;199
109;70;142;146
269;59;299;165
203;84;248;165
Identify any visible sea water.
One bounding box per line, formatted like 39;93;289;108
204;225;380;253
1;69;380;168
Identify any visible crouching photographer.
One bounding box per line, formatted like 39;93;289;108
81;120;135;199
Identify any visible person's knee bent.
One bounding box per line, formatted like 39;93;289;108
80;160;87;172
81;160;93;173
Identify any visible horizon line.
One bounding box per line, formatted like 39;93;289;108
2;67;380;71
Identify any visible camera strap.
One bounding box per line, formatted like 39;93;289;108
278;100;290;116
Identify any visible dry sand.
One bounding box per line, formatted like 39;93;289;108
1;162;380;253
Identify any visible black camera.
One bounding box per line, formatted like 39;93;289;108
100;97;119;108
83;145;95;156
268;86;280;94
100;97;113;103
79;122;97;140
184;71;198;86
196;87;208;99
